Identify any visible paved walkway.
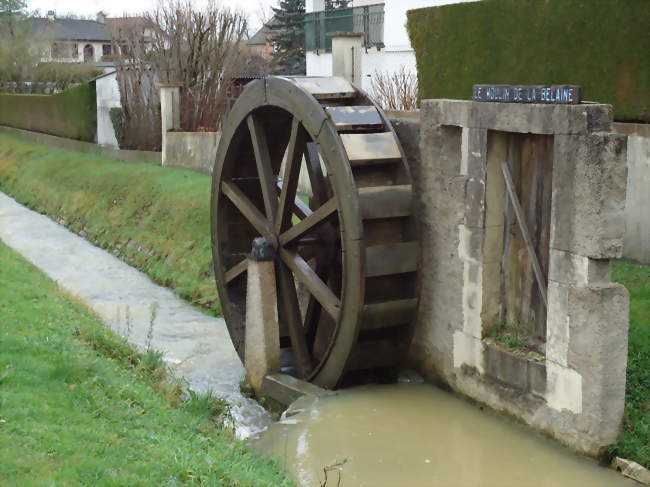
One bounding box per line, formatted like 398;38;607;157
0;192;272;439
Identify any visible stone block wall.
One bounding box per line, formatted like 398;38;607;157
164;131;221;175
391;100;630;456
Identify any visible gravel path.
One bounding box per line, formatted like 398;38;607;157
0;192;272;439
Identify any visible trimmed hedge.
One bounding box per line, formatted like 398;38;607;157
0;83;96;141
407;0;650;122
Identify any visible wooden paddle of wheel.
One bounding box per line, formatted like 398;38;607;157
211;76;419;389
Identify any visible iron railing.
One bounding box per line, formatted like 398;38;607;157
304;4;385;52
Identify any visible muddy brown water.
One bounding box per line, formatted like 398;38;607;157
252;383;634;487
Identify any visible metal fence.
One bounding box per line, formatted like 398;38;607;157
304;4;385;52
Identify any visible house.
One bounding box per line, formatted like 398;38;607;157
30;11;153;66
31;11;112;64
305;0;481;92
246;17;280;62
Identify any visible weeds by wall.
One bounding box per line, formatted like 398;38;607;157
0;83;97;141
407;0;650;122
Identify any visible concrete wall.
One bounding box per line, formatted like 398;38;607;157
0;125;161;165
390;100;630;457
95;71;120;148
163;131;220;175
622;135;650;263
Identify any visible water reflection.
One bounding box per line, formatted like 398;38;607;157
253;384;633;487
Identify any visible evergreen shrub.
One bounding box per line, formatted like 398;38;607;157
0;82;96;141
407;0;650;122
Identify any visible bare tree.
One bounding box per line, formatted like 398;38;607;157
147;0;248;131
254;1;274;29
0;0;45;83
109;0;248;149
370;66;419;112
109;17;161;150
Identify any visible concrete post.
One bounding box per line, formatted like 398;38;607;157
331;32;364;86
159;83;182;166
244;258;281;394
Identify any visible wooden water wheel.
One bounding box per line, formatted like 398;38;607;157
211;76;419;389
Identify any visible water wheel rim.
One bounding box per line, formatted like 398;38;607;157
210;77;364;388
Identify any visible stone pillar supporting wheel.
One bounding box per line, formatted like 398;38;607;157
211;76;419;389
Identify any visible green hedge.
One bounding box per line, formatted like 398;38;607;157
0;83;96;141
407;0;650;122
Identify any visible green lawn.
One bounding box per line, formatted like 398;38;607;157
0;241;292;486
612;260;650;467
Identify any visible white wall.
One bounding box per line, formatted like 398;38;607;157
307;49;415;94
96;71;121;148
306;0;481;95
42;40;109;63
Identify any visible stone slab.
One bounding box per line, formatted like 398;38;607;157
261;373;334;407
551;132;628;258
421;99;612;135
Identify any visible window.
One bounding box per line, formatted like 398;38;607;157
51;42;61;59
103;44;112;56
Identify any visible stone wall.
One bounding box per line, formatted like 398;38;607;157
390;100;630;456
618;128;650;264
163;131;220;174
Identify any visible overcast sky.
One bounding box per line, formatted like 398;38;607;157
27;0;277;33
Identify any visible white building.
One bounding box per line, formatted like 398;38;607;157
31;11;113;64
305;0;480;92
93;70;121;148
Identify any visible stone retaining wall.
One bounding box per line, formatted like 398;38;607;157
0;125;161;165
390;101;629;456
163;131;220;175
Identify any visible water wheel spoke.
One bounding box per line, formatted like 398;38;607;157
279;197;337;246
276;181;312;220
247;114;278;220
222;181;272;237
303;261;328;351
277;261;313;378
225;258;248;284
279;248;341;322
276;118;308;233
305;141;329;206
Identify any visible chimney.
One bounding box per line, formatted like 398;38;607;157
47;10;55;21
96;11;106;24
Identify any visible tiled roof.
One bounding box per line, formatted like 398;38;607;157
31;18;111;42
233;55;270;79
247;16;279;46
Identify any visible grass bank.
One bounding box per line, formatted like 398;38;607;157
0;133;647;468
612;261;650;467
0;240;291;485
0;134;217;314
